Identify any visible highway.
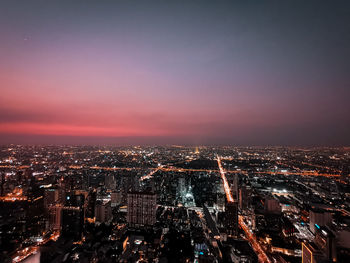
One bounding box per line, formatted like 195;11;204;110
216;155;234;202
12;231;60;262
0;164;341;177
217;155;271;263
239;216;271;263
140;165;163;181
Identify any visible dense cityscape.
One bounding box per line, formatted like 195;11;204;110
0;145;349;262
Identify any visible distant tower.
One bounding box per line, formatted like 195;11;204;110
195;147;199;154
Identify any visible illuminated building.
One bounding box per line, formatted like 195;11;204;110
302;226;337;263
95;200;112;223
48;205;62;231
44;188;59;209
111;191;122;207
302;242;322;263
314;226;337;262
127;191;157;227
281;216;296;238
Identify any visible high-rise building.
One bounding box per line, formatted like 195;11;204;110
281;216;296;238
178;177;186;203
44;188;59;209
95;200;112;223
264;197;281;214
61;193;85;241
302;242;322;263
225;201;238;237
309;209;332;234
314;226;337;262
239;185;251;211
111;191;122;207
127;191;157;227
1;173;5;196
302;226;337;263
105;175;116;190
86;190;96;219
227;174;239;200
48;205;62;231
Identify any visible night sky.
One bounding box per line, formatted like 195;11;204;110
0;1;349;145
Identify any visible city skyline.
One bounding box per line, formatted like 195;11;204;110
1;145;349;262
1;0;350;145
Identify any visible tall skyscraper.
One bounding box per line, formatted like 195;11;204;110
48;205;62;231
44;188;59;209
111;191;122;207
86;190;96;219
61;193;85;241
302;226;337;263
314;226;337;262
105;174;117;190
302;242;322;263
227;173;239;200
225;201;238;237
127;191;157;227
95;200;112;224
264;197;281;214
309;208;332;234
239;185;251;211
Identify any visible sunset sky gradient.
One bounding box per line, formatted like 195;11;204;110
1;1;349;145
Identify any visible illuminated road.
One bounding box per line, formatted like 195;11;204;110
256;170;340;177
0;196;27;201
0;165;30;169
140;166;162;181
216;155;234;202
217;155;270;263
239;216;271;263
274;161;341;177
0;164;340;178
301;161;342;174
12;231;60;262
75;165;243;174
13;246;38;263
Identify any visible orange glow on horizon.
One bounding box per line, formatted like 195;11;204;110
0;122;184;137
